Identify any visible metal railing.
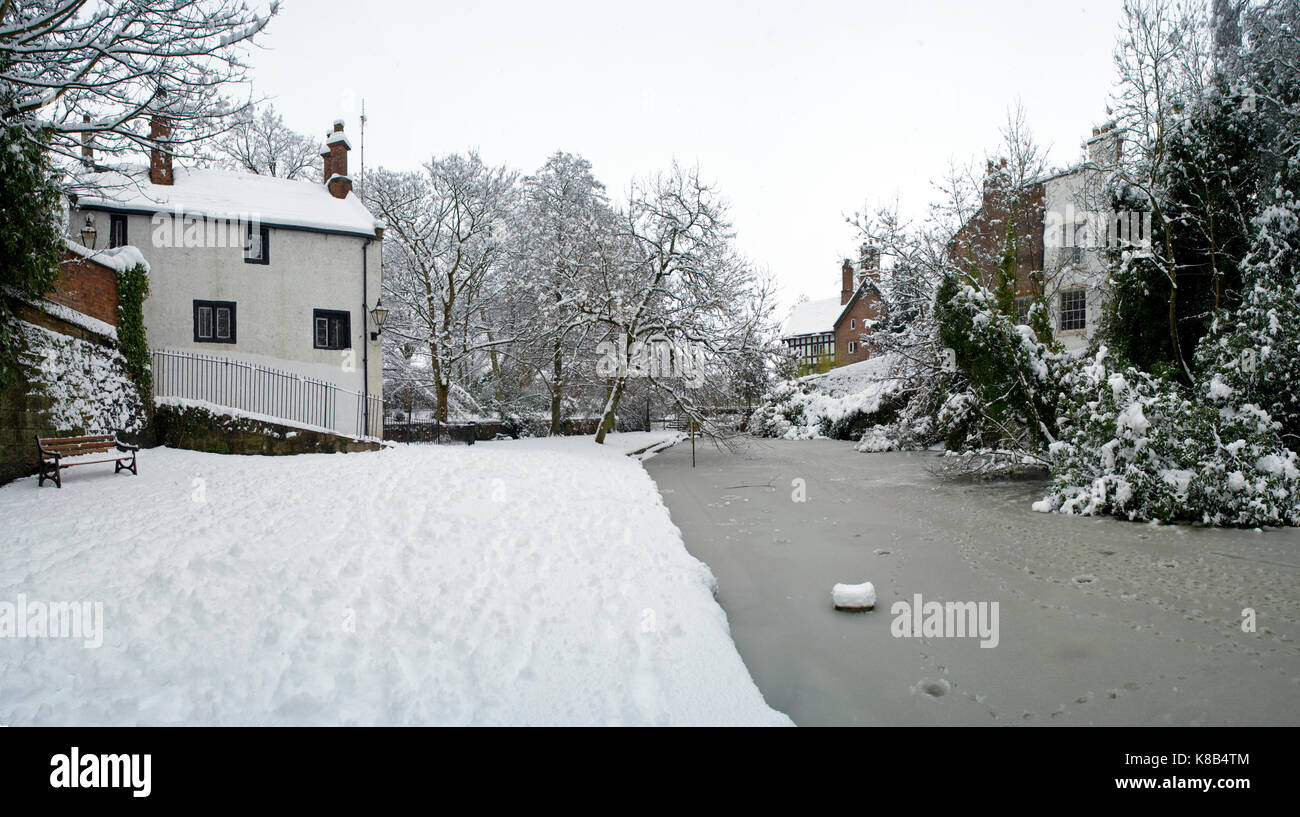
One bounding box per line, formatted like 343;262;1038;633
382;418;482;445
152;349;382;440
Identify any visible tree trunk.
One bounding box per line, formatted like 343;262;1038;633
549;340;563;435
594;377;627;444
430;342;449;424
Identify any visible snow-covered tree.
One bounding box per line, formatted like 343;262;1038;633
366;153;518;423
591;163;769;444
510;152;617;434
1193;0;1300;442
1;0;275;168
0;112;63;387
1098;0;1217;379
206;103;321;180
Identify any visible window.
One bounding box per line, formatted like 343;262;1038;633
194;300;236;343
848;341;857;354
1015;296;1032;325
851;318;857;330
1058;245;1084;264
1059;289;1087;331
244;223;270;264
313;309;351;350
109;214;127;248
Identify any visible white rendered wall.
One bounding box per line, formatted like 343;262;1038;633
71;206;382;400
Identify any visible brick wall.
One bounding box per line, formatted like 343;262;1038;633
949;168;1045;297
49;253;119;327
835;288;884;365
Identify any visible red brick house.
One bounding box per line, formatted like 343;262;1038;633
947;159;1046;321
781;247;885;370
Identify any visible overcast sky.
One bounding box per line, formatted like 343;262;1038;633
245;0;1127;314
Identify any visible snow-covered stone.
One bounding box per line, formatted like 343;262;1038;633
832;581;876;611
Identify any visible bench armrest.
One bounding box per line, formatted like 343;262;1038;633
114;440;140;453
34;437;60;460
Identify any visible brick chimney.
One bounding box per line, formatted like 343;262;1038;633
841;258;855;306
149;112;173;186
858;243;880;286
80;113;94;169
1086;121;1121;168
321;119;353;199
982;157;1009;195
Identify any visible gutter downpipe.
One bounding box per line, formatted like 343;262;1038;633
362;236;373;440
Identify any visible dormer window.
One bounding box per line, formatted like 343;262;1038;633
245;222;270;264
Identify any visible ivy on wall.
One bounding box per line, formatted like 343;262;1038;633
115;263;151;395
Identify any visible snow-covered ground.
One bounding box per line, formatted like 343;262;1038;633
0;434;789;726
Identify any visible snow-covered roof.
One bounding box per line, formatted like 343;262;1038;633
72;165;381;237
64;239;150;274
782;296;841;338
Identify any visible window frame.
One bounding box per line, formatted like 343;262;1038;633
1015;295;1032;326
244;222;270;265
847;341;857;354
312;308;352;350
193;299;237;344
109;213;128;249
1058;289;1087;332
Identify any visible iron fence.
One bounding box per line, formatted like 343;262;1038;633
152;349;382;440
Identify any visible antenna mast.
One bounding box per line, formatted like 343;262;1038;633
359;98;367;199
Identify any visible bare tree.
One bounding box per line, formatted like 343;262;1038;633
590;163;768;444
206;103;321;179
365;153;518;423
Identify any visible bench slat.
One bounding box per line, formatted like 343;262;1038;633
38;435;115;445
42;444;114;456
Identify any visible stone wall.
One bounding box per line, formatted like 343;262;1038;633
154;403;380;455
0;303;147;486
0;358;58;486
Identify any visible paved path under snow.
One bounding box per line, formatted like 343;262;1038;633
644;439;1300;726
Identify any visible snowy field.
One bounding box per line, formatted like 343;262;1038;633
0;434;790;725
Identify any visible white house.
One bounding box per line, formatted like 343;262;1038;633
1035;123;1123;352
67;118;386;438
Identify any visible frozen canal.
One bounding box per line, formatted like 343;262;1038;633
644;438;1300;726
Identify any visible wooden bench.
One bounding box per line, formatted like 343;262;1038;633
36;433;139;489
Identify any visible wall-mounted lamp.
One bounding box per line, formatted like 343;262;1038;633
369;297;388;340
80;214;97;249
